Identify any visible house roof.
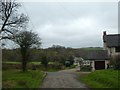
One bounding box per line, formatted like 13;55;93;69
84;50;110;60
104;34;120;47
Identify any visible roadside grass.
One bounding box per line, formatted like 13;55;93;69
2;69;45;88
79;69;119;88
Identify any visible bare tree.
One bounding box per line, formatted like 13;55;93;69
13;31;41;72
0;0;28;40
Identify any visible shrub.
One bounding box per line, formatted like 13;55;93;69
111;55;120;70
32;65;36;70
41;55;48;68
80;65;92;71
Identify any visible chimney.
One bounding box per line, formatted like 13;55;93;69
103;31;106;36
103;31;107;42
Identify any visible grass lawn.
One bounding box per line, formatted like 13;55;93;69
3;69;45;88
79;69;119;88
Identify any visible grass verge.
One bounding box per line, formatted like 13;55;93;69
3;69;45;88
79;69;119;88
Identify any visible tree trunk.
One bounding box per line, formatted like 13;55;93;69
21;47;28;72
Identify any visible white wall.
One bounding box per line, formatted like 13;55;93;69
91;61;95;71
105;60;110;69
107;47;115;55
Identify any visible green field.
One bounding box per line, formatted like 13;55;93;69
3;61;63;72
3;61;21;64
3;70;45;88
80;47;103;51
3;61;54;65
79;70;119;88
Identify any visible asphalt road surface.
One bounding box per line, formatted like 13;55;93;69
41;67;90;88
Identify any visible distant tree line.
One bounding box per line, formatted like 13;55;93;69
2;45;75;66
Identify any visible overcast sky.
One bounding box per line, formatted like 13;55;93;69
19;1;118;48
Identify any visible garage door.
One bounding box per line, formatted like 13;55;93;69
95;61;105;70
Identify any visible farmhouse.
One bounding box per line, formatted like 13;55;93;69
103;31;120;57
74;31;119;71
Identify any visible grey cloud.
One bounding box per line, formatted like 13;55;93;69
21;2;118;48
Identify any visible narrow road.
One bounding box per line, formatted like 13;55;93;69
41;66;90;88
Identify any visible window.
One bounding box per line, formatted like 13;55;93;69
115;47;120;52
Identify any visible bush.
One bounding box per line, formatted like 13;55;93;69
111;55;120;70
50;63;63;69
80;65;92;71
41;55;48;68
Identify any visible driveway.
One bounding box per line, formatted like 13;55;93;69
41;66;90;88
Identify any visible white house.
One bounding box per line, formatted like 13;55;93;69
74;57;83;65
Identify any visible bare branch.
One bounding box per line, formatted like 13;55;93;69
0;0;28;40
